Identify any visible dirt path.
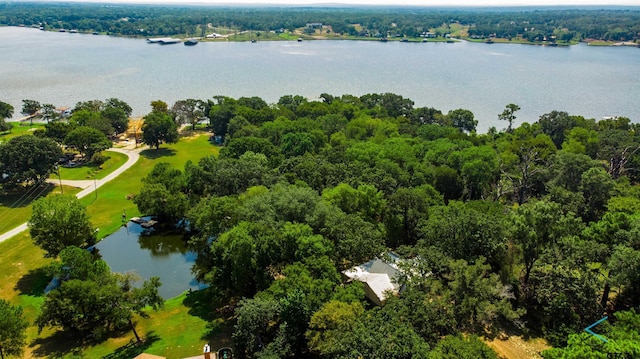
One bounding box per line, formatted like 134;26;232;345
485;334;550;359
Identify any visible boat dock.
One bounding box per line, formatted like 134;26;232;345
147;37;181;45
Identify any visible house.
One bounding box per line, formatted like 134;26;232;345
342;252;403;306
306;22;323;29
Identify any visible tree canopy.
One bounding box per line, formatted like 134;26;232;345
29;195;96;258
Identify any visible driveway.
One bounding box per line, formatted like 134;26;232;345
0;146;143;243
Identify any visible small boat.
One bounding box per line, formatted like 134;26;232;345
184;39;198;46
251;39;257;43
297;37;303;42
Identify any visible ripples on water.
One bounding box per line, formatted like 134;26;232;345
1;26;638;132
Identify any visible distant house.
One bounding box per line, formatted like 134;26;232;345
421;32;437;38
306;22;323;29
342;252;404;306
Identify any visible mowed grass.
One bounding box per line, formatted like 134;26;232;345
79;290;234;359
54;150;129;181
0;132;221;358
0;123;45;143
82;133;218;238
0;184;81;234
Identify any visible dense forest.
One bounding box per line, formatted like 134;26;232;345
127;94;639;358
2;92;640;357
1;2;639;42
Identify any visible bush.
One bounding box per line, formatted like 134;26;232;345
90;152;109;166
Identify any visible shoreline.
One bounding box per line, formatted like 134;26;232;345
16;25;639;48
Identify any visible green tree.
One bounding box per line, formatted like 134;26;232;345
142;111;178;149
428;335;498;359
0;300;28;359
64;126;112;158
105;98;132;117
171;98;205;130
510;200;583;286
29;194;96;257
133;163;189;225
538;111;577;149
0;135;62;186
44;121;76;143
70;109;114;136
499;103;520;133
40;103;60;122
0;101;14;133
447;108;477;133
419;201;506;269
37;273;162;342
21;99;41;125
233;297;281;359
101;106;129;135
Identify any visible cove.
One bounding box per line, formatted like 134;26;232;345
93;221;206;299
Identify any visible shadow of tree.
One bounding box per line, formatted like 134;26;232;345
14;266;50;297
182;287;222;322
140;148;176;159
103;331;161;359
183;288;236;341
31;330;160;359
0;183;55;208
30;330;85;358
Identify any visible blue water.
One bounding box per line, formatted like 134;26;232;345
93;221;206;299
1;26;638;132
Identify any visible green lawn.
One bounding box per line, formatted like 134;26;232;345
0;132;221;358
0;123;44;143
82;133;218;238
0;185;81;234
54;150;129;181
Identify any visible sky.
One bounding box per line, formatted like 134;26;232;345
39;0;640;6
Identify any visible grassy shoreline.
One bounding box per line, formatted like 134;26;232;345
30;26;638;47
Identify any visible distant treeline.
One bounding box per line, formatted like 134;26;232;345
1;2;639;42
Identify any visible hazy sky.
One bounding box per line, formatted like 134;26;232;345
52;0;640;5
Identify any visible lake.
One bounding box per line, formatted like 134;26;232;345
93;221;205;299
0;26;638;132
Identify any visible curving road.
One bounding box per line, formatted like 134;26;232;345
0;145;144;243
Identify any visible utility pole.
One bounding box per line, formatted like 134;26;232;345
56;165;63;194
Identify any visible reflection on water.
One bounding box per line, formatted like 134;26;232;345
93;221;206;299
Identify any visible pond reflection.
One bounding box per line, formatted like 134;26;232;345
93;221;206;299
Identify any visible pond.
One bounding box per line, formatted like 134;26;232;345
93;221;206;299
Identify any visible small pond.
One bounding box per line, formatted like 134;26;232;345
93;221;206;299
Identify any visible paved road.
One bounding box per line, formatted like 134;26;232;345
0;146;144;243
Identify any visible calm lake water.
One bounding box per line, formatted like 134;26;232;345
93;221;205;299
1;26;638;132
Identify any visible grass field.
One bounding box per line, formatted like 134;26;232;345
82;133;218;238
0;131;222;358
0;123;44;143
0;184;81;234
55;150;128;181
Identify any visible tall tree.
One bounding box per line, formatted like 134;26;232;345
40;103;60;123
0;101;14;133
29;194;96;257
0;300;28;359
64;126;112;158
142;111;178;149
171;98;205;130
0;135;62;186
499;103;520;133
21;99;41;126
